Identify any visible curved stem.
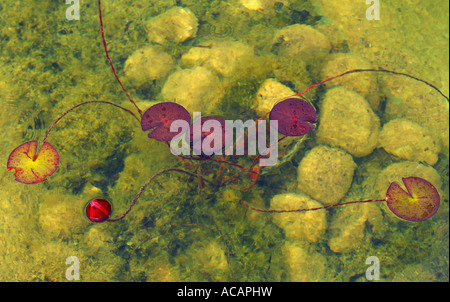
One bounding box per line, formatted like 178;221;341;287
98;0;143;117
208;157;247;170
238;198;386;213
219;135;286;188
250;135;287;168
41;100;140;146
108;168;213;222
293;68;449;102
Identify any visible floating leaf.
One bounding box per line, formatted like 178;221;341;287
386;177;440;222
7;140;59;184
269;97;317;136
141;102;191;142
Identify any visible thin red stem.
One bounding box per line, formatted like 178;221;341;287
98;0;143;117
108;168;213;222
217;111;273;183
251;135;286;167
219;135;286;187
41;100;140;146
217;157;227;179
175;154;248;173
238;198;386;213
208;157;247;170
292;68;449;102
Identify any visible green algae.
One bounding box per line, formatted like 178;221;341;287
0;0;448;282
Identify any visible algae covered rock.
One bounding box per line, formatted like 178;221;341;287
271;56;311;98
273;24;331;63
328;202;384;253
382;75;449;156
207;41;256;79
255;78;295;116
146;7;199;44
240;0;290;12
321;53;380;110
180;46;211;68
270;193;327;243
181;40;257;80
297;145;356;205
316;87;380;158
124;46;174;88
282;241;327;281
161;66;224;113
378;118;439;165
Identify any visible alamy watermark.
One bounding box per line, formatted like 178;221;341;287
66;0;80;21
67;1;380;21
169;112;279;167
366;0;380;20
365;256;380;280
65;256;80;280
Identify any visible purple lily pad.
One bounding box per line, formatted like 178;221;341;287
269;98;317;136
386;177;440;222
141;102;191;142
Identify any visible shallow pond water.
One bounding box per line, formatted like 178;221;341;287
0;0;448;282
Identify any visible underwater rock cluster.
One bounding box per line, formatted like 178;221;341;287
382;75;449;157
117;3;448;276
181;40;259;84
126;10;260;114
261;31;446;265
2;0;447;282
321;53;380;110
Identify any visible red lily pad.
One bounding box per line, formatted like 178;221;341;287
141;102;191;142
386;177;440;222
7;140;59;184
269;97;317;136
